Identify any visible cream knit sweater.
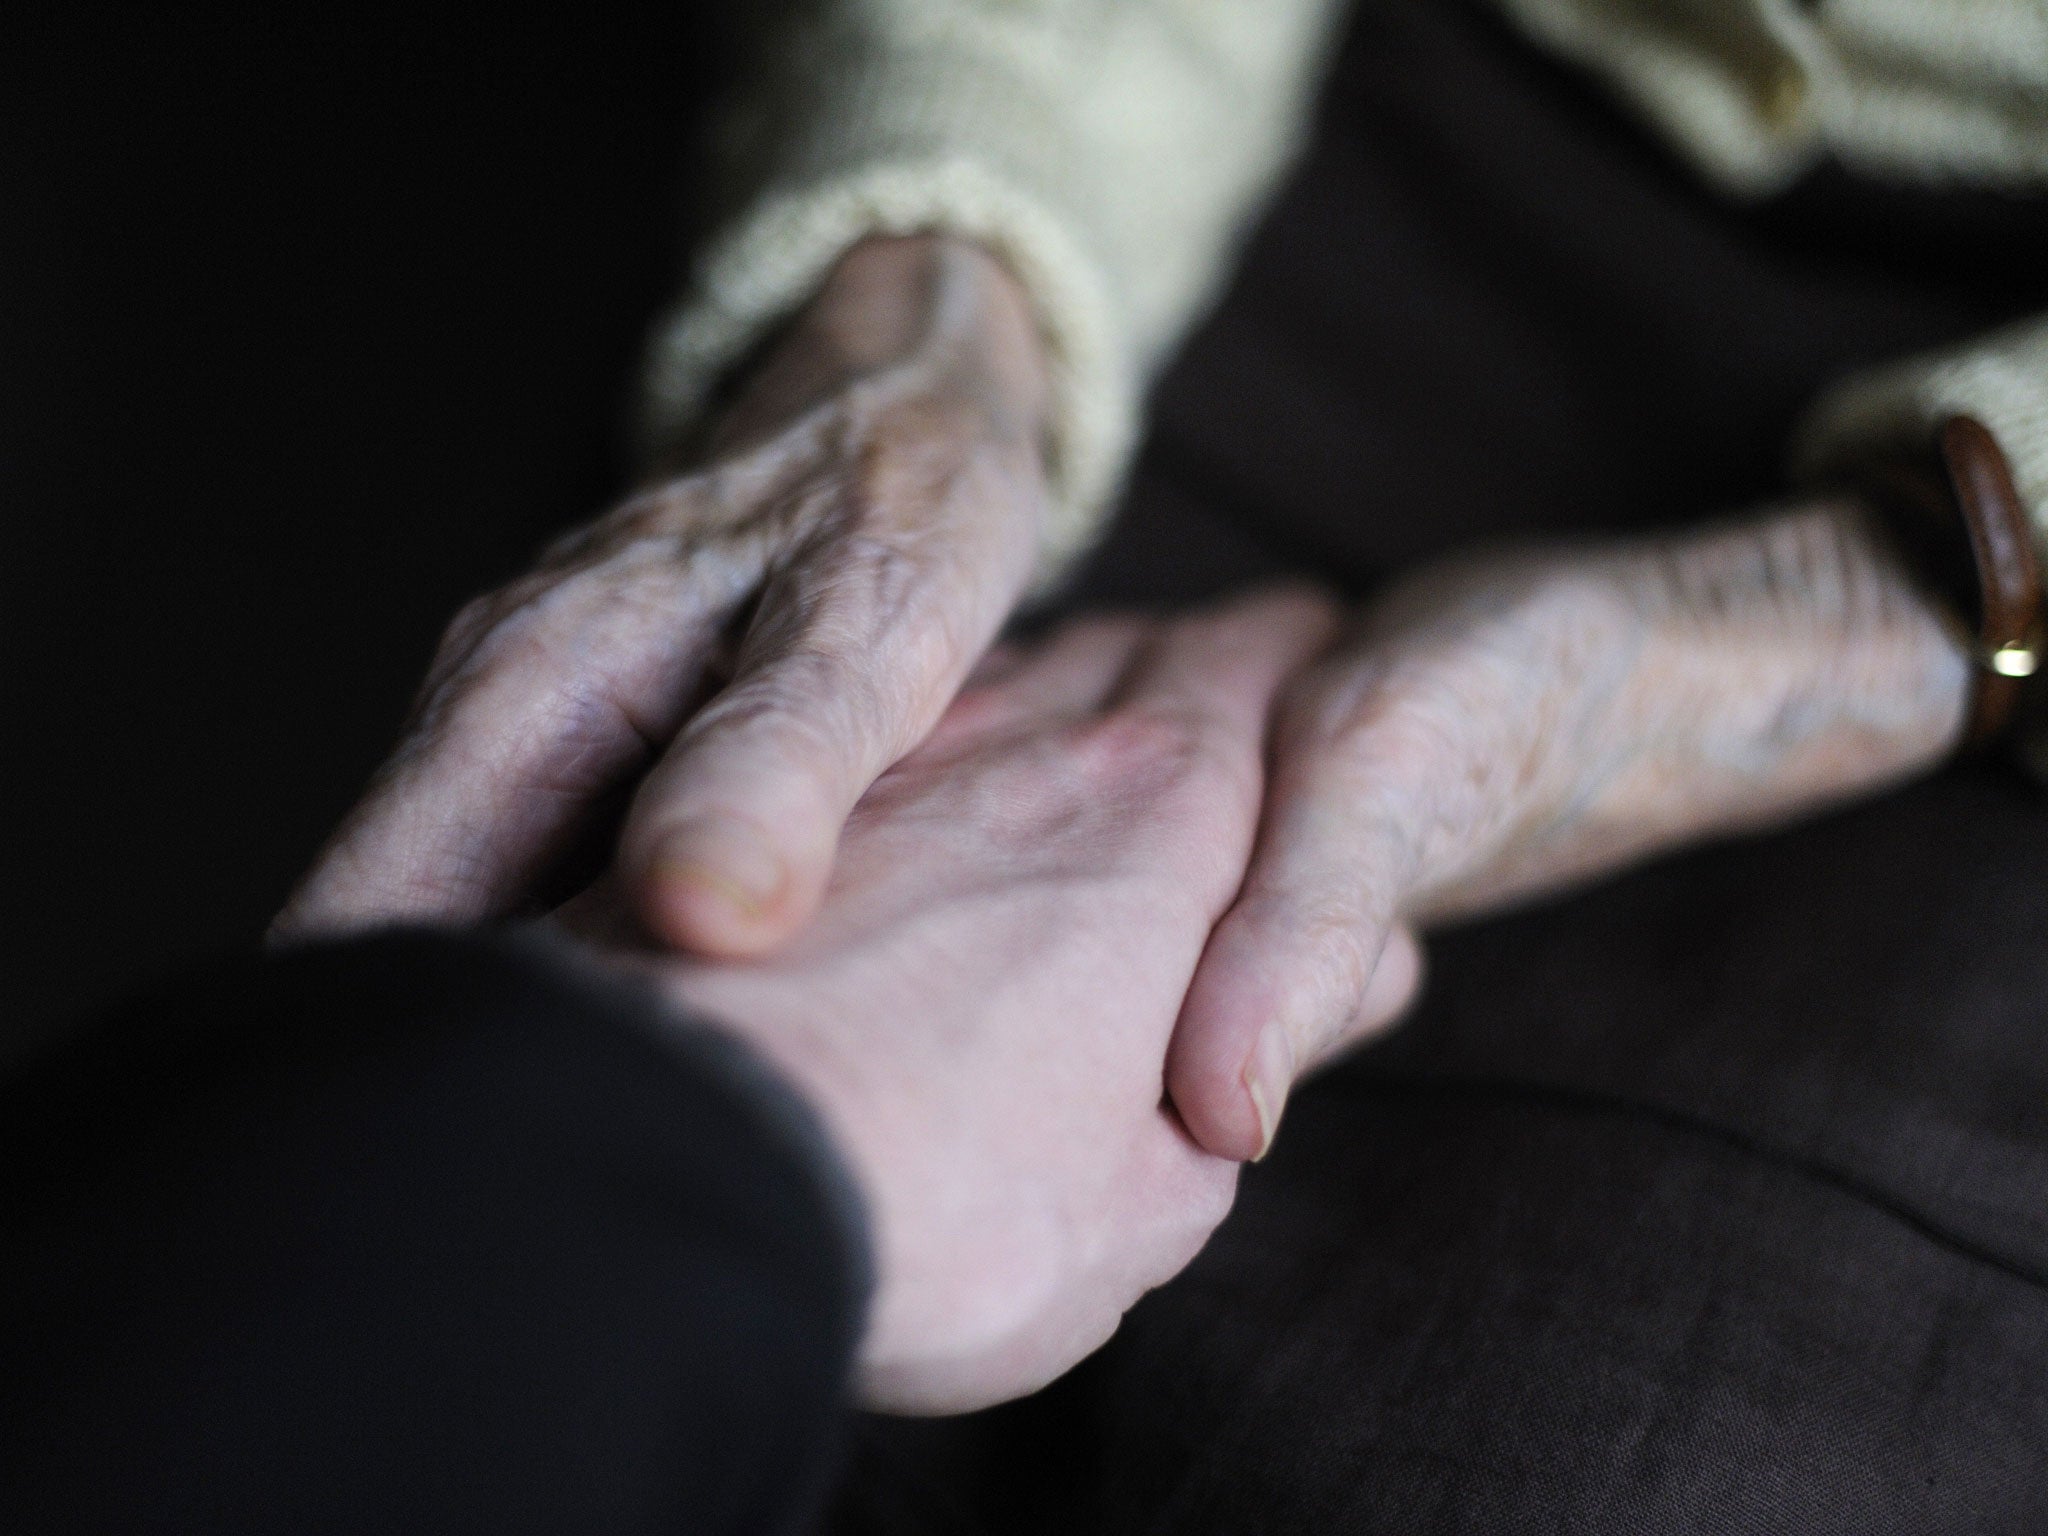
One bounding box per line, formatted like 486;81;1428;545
642;0;2048;582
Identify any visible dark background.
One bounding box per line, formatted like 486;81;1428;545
2;15;746;1045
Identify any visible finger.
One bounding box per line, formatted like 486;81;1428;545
1166;681;1426;1160
1106;584;1344;786
961;639;1029;690
1296;920;1424;1077
274;557;745;940
623;527;1026;957
928;615;1152;746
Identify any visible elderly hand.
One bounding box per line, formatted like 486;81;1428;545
276;234;1051;955
557;588;1406;1414
1167;499;1974;1159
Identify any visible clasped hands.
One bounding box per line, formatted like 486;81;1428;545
275;236;1968;1415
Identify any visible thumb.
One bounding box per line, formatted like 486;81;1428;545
1169;892;1423;1160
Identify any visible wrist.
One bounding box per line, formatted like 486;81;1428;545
1835;417;2044;750
1398;508;1972;923
1356;560;1648;915
1549;505;1970;866
654;966;882;1201
653;966;908;1335
822;235;1050;438
1627;502;1970;778
719;234;1051;459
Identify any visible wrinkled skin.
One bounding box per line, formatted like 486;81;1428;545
1168;500;1971;1159
558;589;1422;1414
275;234;1052;957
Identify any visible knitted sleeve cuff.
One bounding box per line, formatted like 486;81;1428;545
1794;312;2048;554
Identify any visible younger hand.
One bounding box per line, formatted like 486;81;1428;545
563;589;1339;1413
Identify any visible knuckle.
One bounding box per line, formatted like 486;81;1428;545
1063;703;1257;832
414;562;707;759
520;679;652;797
435;590;505;660
771;645;892;745
599;476;703;540
1110;701;1258;810
1264;892;1386;1039
453;569;652;683
432;565;572;670
418;623;602;757
744;599;954;762
1311;920;1376;1021
795;534;972;680
542;476;735;572
811;531;930;625
1283;665;1462;810
388;841;498;918
1065;705;1210;792
683;670;861;791
538;516;609;569
460;608;563;687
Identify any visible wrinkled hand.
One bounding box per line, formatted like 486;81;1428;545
562;589;1358;1414
1168;500;1972;1159
276;235;1051;955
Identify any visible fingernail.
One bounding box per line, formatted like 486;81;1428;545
648;819;785;918
1244;1022;1295;1161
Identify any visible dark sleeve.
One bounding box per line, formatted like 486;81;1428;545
0;927;871;1536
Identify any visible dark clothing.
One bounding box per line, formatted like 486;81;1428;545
832;2;2048;1531
0;931;868;1536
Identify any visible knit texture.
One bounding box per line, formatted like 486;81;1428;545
1499;0;2048;196
1796;314;2048;533
645;0;2048;578
640;0;1348;584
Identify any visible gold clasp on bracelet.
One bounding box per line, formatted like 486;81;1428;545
1988;641;2040;679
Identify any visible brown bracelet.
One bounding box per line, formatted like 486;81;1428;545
1944;417;2044;745
1851;415;2043;750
